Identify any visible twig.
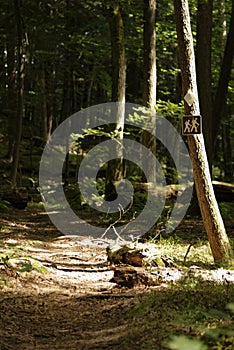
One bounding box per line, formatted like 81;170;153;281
183;243;193;265
100;198;134;241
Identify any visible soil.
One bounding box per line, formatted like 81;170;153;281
0;208;233;350
0;208;158;350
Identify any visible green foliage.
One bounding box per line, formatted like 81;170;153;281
0;254;10;266
226;303;234;314
167;301;234;350
0;200;11;213
219;202;234;221
0;240;49;279
27;201;45;210
0;0;233;184
127;279;234;350
167;336;208;350
15;259;33;273
30;259;49;274
156;100;184;119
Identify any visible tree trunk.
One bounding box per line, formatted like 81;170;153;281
86;66;96;107
143;0;156;107
46;61;54;139
11;0;25;188
219;0;233;183
5;3;17;161
174;0;233;263
6;32;17;161
38;60;53;142
60;70;73;186
39;62;48;142
222;121;233;181
0;22;7;130
188;0;213;215
142;0;157;183
196;0;213;163
212;0;234;156
105;1;126;200
109;5;126;104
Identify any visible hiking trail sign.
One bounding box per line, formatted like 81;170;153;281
182;115;202;135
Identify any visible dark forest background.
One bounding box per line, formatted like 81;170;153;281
0;0;233;211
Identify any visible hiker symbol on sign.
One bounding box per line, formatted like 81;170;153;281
182;115;202;135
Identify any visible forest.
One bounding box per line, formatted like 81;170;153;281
0;0;234;349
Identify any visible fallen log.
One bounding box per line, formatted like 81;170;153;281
133;181;234;202
212;180;234;202
110;265;183;288
106;245;178;268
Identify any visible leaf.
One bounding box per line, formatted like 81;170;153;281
167;336;207;350
226;303;234;314
0;200;11;213
17;261;33;272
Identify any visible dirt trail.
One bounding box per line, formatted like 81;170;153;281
0;209;150;350
0;208;234;350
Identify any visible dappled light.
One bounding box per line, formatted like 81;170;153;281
0;0;234;348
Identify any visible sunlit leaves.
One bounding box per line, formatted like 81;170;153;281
167;336;208;350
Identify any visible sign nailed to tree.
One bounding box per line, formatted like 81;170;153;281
182;115;202;135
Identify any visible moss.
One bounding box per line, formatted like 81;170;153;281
30;259;49;274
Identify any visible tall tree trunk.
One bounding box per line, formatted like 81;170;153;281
142;0;157;183
46;61;54;139
38;60;53;142
222;120;233;181
0;25;6;119
6;28;17;161
105;1;126;200
39;62;48;142
188;0;213;215
143;0;156;107
212;0;234;156
60;69;74;186
109;4;126;104
174;0;232;263
219;0;233;182
196;0;213;163
86;66;96;107
11;0;25;188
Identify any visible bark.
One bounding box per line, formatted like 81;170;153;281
212;0;234;155
196;0;213;162
86;66;96;107
60;71;73;186
46;62;54;139
222;122;233;181
143;0;156;107
39;62;48;142
108;3;126;104
105;2;126;200
142;0;157;183
219;0;233;182
6;28;17;161
174;0;232;262
60;69;74;122
60;0;75;123
38;61;53;142
11;0;25;188
0;25;7;131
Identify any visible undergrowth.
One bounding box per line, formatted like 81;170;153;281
0;240;49;288
127;279;234;349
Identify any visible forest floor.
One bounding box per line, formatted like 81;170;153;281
0;207;234;350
